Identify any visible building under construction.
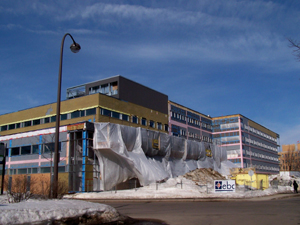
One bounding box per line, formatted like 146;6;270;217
0;75;280;192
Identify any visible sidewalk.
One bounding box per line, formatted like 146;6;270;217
79;192;300;203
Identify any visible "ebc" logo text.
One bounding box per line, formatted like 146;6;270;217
214;180;236;192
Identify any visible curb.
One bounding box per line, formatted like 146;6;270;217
73;193;300;203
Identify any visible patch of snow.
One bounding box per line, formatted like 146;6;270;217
0;198;121;224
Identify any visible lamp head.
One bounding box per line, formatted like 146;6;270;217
70;43;81;53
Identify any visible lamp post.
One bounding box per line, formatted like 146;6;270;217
53;33;81;198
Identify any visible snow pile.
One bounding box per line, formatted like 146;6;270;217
0;198;123;224
183;168;226;185
64;170;295;200
269;172;300;187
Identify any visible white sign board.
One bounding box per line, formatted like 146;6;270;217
214;180;236;193
248;170;254;177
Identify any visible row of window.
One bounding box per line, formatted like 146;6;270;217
100;108;167;131
0;108;97;132
244;124;277;142
222;140;240;144
244;137;277;152
245;150;278;162
171;111;212;130
187;132;212;143
213;127;238;132
10;142;62;156
0;106;168;134
213;117;239;125
252;164;279;172
5;166;66;175
213;132;239;138
88;81;118;96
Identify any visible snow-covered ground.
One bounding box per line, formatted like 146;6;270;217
64;176;295;200
0;174;298;225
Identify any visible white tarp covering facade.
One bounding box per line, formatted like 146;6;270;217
93;123;231;191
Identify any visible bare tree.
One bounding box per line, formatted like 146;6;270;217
281;146;300;171
288;38;300;61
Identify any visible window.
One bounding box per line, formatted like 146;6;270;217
101;108;111;117
111;82;118;95
44;143;55;153
89;85;99;94
112;111;120;119
8;124;15;130
141;118;147;126
16;123;21;128
41;167;51;173
24;121;31;127
132;116;138;124
32;145;39;154
157;122;162;130
150;120;155;128
71;111;80;119
58;166;65;172
164;124;169;132
1;125;7;131
86;108;96;116
33;119;40;126
60;114;68;121
32;168;38;174
18;168;27;174
43;142;61;153
122;114;129;121
11;147;20;156
51;116;56;122
21;146;31;155
100;84;109;94
9;169;17;175
44;117;50;123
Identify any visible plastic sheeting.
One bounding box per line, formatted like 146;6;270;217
93;123;230;191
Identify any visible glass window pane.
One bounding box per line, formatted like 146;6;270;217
11;147;20;156
32;145;39;154
122;114;129;121
21;146;31;155
141;118;147;126
44;143;55;153
8;124;15;130
86;108;96;116
32;168;38;174
44;118;50;123
58;166;65;173
41;167;51;173
1;125;7;131
150;120;155;128
18;168;27;174
112;111;120;119
33;119;40;125
71;111;80;119
60;114;67;121
101;108;111;117
51;116;56;122
24;121;31;127
132;116;138;124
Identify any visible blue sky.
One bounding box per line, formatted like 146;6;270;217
1;0;300;146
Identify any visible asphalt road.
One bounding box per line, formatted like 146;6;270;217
89;195;300;225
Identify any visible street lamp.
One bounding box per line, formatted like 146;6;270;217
53;33;81;198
